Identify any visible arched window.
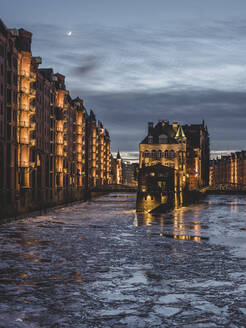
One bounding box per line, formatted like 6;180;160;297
164;150;169;158
159;134;168;144
152;150;157;159
157;150;162;158
178;151;183;166
169;150;175;158
143;150;150;158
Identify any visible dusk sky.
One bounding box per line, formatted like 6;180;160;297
2;0;246;158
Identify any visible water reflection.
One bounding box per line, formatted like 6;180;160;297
160;233;208;242
135;204;208;243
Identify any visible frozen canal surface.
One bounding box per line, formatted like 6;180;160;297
1;194;246;327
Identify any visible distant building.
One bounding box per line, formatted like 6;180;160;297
122;161;138;187
209;151;246;186
111;150;123;185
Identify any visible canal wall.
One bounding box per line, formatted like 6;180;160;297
0;189;132;222
0;188;88;221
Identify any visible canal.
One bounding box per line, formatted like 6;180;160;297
1;194;246;327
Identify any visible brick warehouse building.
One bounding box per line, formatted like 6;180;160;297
0;19;116;219
210;151;246;186
139;120;210;190
138;120;209;210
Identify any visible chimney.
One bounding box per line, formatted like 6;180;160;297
172;122;179;132
148;122;153;134
16;28;32;52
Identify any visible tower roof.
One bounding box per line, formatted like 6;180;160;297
175;125;186;138
117;149;121;159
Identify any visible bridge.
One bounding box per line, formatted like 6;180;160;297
208;183;246;194
91;184;137;193
91;183;246;195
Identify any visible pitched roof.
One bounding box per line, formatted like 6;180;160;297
140;121;178;144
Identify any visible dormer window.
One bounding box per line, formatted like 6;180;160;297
148;136;153;144
159;134;168;144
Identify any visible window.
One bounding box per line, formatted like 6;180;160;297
143;150;150;158
7;89;11;104
157;150;162;158
164;150;169;158
152;150;157;159
148;136;153;144
169;150;175;158
0;43;4;57
159;134;168;144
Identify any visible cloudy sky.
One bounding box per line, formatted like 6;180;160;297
2;0;246;157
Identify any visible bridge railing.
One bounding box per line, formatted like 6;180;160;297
208;183;246;192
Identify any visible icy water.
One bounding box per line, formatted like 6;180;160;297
1;194;246;327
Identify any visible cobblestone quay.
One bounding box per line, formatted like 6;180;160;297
1;193;246;327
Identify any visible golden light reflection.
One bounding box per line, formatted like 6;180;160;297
230;202;238;213
74;278;83;283
136;201;207;243
160;233;203;242
19;281;37;286
22;252;37;259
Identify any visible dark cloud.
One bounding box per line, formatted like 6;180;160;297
71;55;102;76
69;88;246;152
10;20;246;153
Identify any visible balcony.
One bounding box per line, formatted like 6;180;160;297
30;89;36;97
56;151;63;156
76;126;83;134
30;104;35;113
18;137;29;144
19;70;36;81
18;121;29;128
19;86;30;95
57;139;63;145
19;104;29;112
30;122;36;130
30;139;36;147
30;71;36;80
18;160;29;167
